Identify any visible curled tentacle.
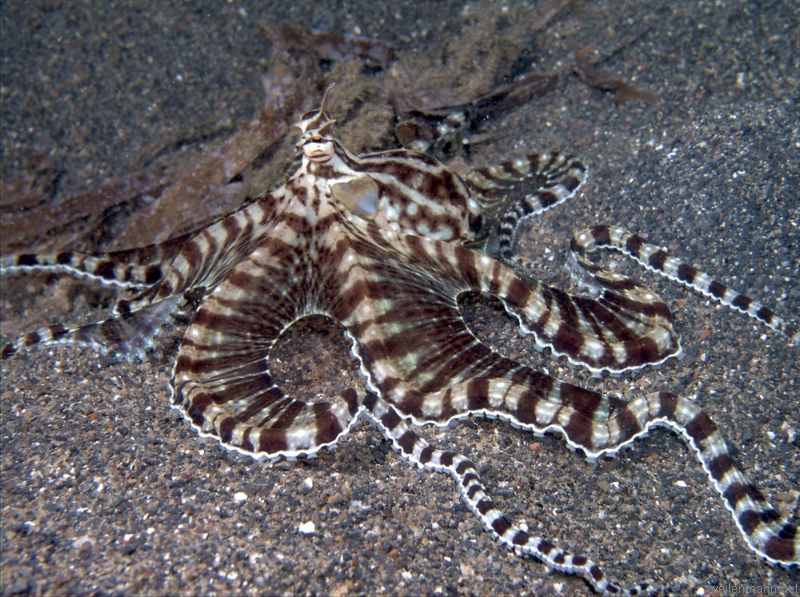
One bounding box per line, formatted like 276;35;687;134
339;221;797;569
169;222;363;460
363;392;658;595
570;225;799;344
466;150;588;263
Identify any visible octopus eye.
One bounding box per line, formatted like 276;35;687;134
332;177;380;219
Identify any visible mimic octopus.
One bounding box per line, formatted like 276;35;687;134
2;90;798;594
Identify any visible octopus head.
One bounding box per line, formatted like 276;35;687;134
296;86;338;163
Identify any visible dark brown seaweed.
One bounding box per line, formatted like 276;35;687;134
574;46;658;104
274;27;396;69
393;72;556;155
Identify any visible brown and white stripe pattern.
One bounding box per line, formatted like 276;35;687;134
1;93;797;593
0;246;165;289
362;391;655;595
466;151;588;262
570;225;799;344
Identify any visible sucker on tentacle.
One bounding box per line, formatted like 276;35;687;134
1;90;797;594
